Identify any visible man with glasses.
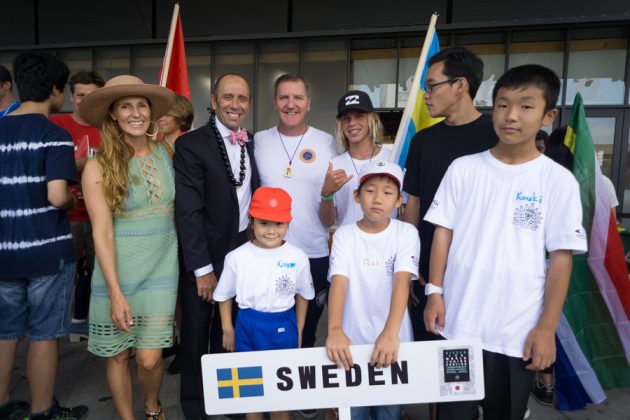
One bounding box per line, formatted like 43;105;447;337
401;47;498;344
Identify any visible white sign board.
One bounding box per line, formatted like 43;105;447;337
201;340;484;415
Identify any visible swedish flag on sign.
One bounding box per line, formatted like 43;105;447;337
217;366;264;399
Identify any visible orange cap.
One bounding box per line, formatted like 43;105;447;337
249;187;293;222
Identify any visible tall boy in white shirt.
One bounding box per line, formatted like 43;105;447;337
423;64;587;420
326;160;420;420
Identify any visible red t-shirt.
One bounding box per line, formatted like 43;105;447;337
49;114;102;222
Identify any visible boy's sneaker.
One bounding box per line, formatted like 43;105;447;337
29;398;88;420
0;400;30;420
531;378;554;406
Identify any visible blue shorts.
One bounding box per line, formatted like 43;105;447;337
0;259;74;341
235;307;298;352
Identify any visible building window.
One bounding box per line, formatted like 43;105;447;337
256;41;299;131
303;40;348;135
566;38;627;105
350;39;397;108
214;43;255;130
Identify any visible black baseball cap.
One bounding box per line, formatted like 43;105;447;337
336;90;373;118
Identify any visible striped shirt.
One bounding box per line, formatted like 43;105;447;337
0;114;77;278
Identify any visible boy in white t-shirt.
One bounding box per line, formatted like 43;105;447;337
424;64;587;420
326;160;420;420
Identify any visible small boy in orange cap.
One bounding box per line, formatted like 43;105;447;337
213;186;315;420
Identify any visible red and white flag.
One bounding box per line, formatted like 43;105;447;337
159;3;190;99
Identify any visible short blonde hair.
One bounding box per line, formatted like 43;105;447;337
334;111;384;153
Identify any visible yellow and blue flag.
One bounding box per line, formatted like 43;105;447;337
389;13;443;168
217;366;264;399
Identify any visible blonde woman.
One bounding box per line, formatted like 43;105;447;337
319;90;392;227
80;76;176;420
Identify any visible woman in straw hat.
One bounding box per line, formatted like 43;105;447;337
80;75;176;420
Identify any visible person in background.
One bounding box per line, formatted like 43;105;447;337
50;70;105;342
158;94;194;146
319;90;395;228
0;64;19;117
81;75;176;420
535;129;548;153
0;51;88;420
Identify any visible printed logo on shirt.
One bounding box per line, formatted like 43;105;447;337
277;260;296;268
385;255;396;276
362;258;379;267
574;227;586;240
299;148;316;163
275;274;295;296
515;191;543;204
513;202;543;231
411;255;419;267
429;199;439;210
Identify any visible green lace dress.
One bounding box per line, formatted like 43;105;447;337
88;144;178;357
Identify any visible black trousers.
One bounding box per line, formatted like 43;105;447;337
437;349;535;420
179;232;247;420
300;256;330;348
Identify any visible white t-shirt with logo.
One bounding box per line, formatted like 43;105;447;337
328;219;420;345
254;126;337;258
424;150;587;358
214;241;315;312
331;147;397;226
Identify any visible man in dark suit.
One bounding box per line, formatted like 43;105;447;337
174;73;259;419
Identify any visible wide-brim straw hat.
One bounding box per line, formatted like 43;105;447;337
79;75;175;127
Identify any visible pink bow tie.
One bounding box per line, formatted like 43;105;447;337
229;128;249;146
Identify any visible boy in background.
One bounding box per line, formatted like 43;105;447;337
424;64;587;420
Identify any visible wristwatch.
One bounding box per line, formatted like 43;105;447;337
424;283;444;296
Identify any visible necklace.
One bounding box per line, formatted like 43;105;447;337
349;145;377;177
277;126;308;178
210;111;246;187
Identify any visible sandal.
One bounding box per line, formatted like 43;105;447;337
144;400;166;420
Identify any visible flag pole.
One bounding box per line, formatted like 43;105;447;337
389;12;438;162
160;3;179;87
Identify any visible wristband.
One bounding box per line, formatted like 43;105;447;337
424;283;444;296
320;192;334;201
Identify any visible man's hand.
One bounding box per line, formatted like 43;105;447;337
326;328;354;370
523;326;556;371
196;272;218;302
371;331;400;369
423;294;445;335
322;162;353;196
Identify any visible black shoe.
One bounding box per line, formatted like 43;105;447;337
0;400;30;420
531;378;554;406
29;398;88;420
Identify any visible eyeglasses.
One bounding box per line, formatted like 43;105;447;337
425;78;460;94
